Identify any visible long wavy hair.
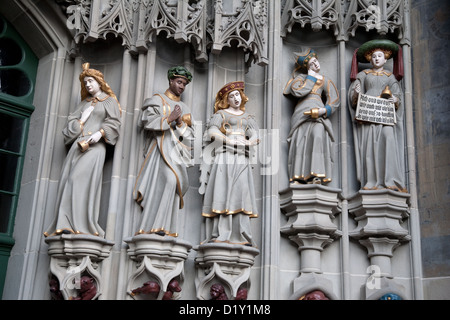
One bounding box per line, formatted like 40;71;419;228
214;88;249;114
79;63;121;114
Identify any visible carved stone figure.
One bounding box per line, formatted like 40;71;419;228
210;283;228;300
71;275;97;300
199;81;260;246
299;290;330;300
131;280;160;298
44;63;121;237
348;39;406;192
235;287;248;300
162;279;182;300
49;276;63;300
134;66;194;237
283;49;339;185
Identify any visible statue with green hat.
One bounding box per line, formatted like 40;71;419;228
348;39;407;192
133;65;195;237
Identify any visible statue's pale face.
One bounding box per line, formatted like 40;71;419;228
371;50;386;68
227;90;242;109
84;76;101;96
308;57;320;73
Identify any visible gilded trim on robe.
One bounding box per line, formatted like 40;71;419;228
202;208;258;218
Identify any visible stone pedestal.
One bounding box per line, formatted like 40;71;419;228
280;184;341;299
348;189;411;299
45;234;114;300
124;234;192;300
194;242;259;300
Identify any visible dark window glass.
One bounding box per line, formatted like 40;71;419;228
0;193;13;233
0;152;19;192
0;69;30;97
0;38;22;66
0;112;24;153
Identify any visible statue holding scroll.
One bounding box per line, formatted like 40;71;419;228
348;39;406;192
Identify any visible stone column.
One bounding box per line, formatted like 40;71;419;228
280;184;341;299
348;189;411;299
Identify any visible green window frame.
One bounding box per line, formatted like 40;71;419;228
0;14;37;298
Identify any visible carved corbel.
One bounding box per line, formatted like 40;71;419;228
194;242;259;300
124;234;192;300
45;234;114;300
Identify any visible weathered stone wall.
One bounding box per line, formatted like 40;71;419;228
411;0;450;299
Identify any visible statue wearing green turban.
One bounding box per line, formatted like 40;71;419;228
134;66;195;237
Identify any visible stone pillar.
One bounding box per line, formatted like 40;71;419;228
348;189;411;299
124;234;192;300
45;234;114;300
280;184;341;299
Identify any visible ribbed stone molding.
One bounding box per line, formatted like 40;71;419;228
194;242;259;300
45;234;114;300
280;184;342;299
124;234;192;300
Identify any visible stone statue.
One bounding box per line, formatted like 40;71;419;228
199;81;260;246
49;276;63;300
162;279;182;300
131;280;160;298
130;278;181;300
235;287;248;300
133;66;195;237
348;39;406;192
44;63;121;237
283;49;339;185
210;283;228;300
299;290;329;300
71;275;97;300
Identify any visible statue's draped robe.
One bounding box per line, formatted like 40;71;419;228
348;69;406;191
283;74;339;183
201;110;259;245
134;93;194;237
45;92;121;237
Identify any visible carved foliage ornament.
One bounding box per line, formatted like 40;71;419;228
61;0;268;66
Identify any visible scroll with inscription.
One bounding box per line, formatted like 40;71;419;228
355;93;396;126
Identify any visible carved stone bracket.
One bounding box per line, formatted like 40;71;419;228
124;234;192;300
45;234;114;300
280;184;341;299
194;242;259;300
348;189;410;299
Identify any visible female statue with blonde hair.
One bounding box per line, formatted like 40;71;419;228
199;81;260;246
44;63;121;237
